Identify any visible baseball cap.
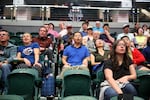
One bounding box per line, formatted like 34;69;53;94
66;24;72;29
87;26;93;30
122;24;130;29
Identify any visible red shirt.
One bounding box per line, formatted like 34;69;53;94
32;36;52;48
132;48;145;65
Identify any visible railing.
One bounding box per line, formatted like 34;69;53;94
1;5;149;22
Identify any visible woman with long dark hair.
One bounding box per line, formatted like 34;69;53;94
99;39;137;100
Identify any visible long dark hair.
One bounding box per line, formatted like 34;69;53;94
110;39;131;71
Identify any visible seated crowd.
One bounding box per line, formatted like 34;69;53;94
0;21;150;100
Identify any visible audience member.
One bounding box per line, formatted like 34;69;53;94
117;24;135;42
48;23;60;38
93;21;104;33
90;39;110;72
121;36;149;71
100;23;115;50
142;37;150;69
59;32;90;78
135;27;147;49
82;26;95;53
142;24;150;37
131;22;140;35
99;39;137;100
80;22;88;36
32;26;53;61
16;33;42;75
0;29;17;93
62;24;73;48
58;22;67;37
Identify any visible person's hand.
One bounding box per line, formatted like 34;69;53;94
64;63;71;67
33;62;42;67
104;30;110;35
23;58;31;66
117;76;129;83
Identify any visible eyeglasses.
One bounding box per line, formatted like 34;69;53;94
117;43;126;47
39;30;46;32
0;34;8;36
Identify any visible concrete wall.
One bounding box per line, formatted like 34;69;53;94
0;20;150;34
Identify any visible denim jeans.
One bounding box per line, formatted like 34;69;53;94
104;83;137;100
1;64;12;87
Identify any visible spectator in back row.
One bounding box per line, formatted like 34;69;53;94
131;22;140;36
0;29;17;93
80;22;88;37
48;23;60;38
117;24;135;43
93;21;104;33
62;24;74;48
135;27;147;49
82;26;95;53
100;23;115;50
59;22;67;37
32;26;53;61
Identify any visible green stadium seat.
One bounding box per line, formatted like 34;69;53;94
7;68;41;100
61;70;92;99
0;95;24;100
62;95;97;100
136;70;150;100
110;95;144;100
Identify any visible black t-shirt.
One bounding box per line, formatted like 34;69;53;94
103;59;132;80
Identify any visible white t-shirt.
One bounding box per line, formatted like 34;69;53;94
59;29;67;37
117;33;135;41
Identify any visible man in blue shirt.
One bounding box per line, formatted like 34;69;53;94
93;21;104;33
60;32;90;78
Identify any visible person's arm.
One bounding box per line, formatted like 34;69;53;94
16;52;31;66
90;54;101;66
105;30;115;43
82;57;89;67
33;48;41;67
6;46;17;63
132;48;145;65
16;52;24;61
62;55;70;66
117;64;136;83
104;68;123;94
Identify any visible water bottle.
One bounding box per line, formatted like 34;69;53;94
44;55;49;67
49;44;53;50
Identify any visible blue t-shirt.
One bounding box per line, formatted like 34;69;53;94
63;45;90;66
17;42;40;65
142;46;150;64
93;27;104;33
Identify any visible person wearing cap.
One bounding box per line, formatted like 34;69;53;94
82;26;96;53
100;23;115;50
93;21;104;33
62;24;74;48
117;24;135;42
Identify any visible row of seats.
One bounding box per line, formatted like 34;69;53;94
1;68;148;100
